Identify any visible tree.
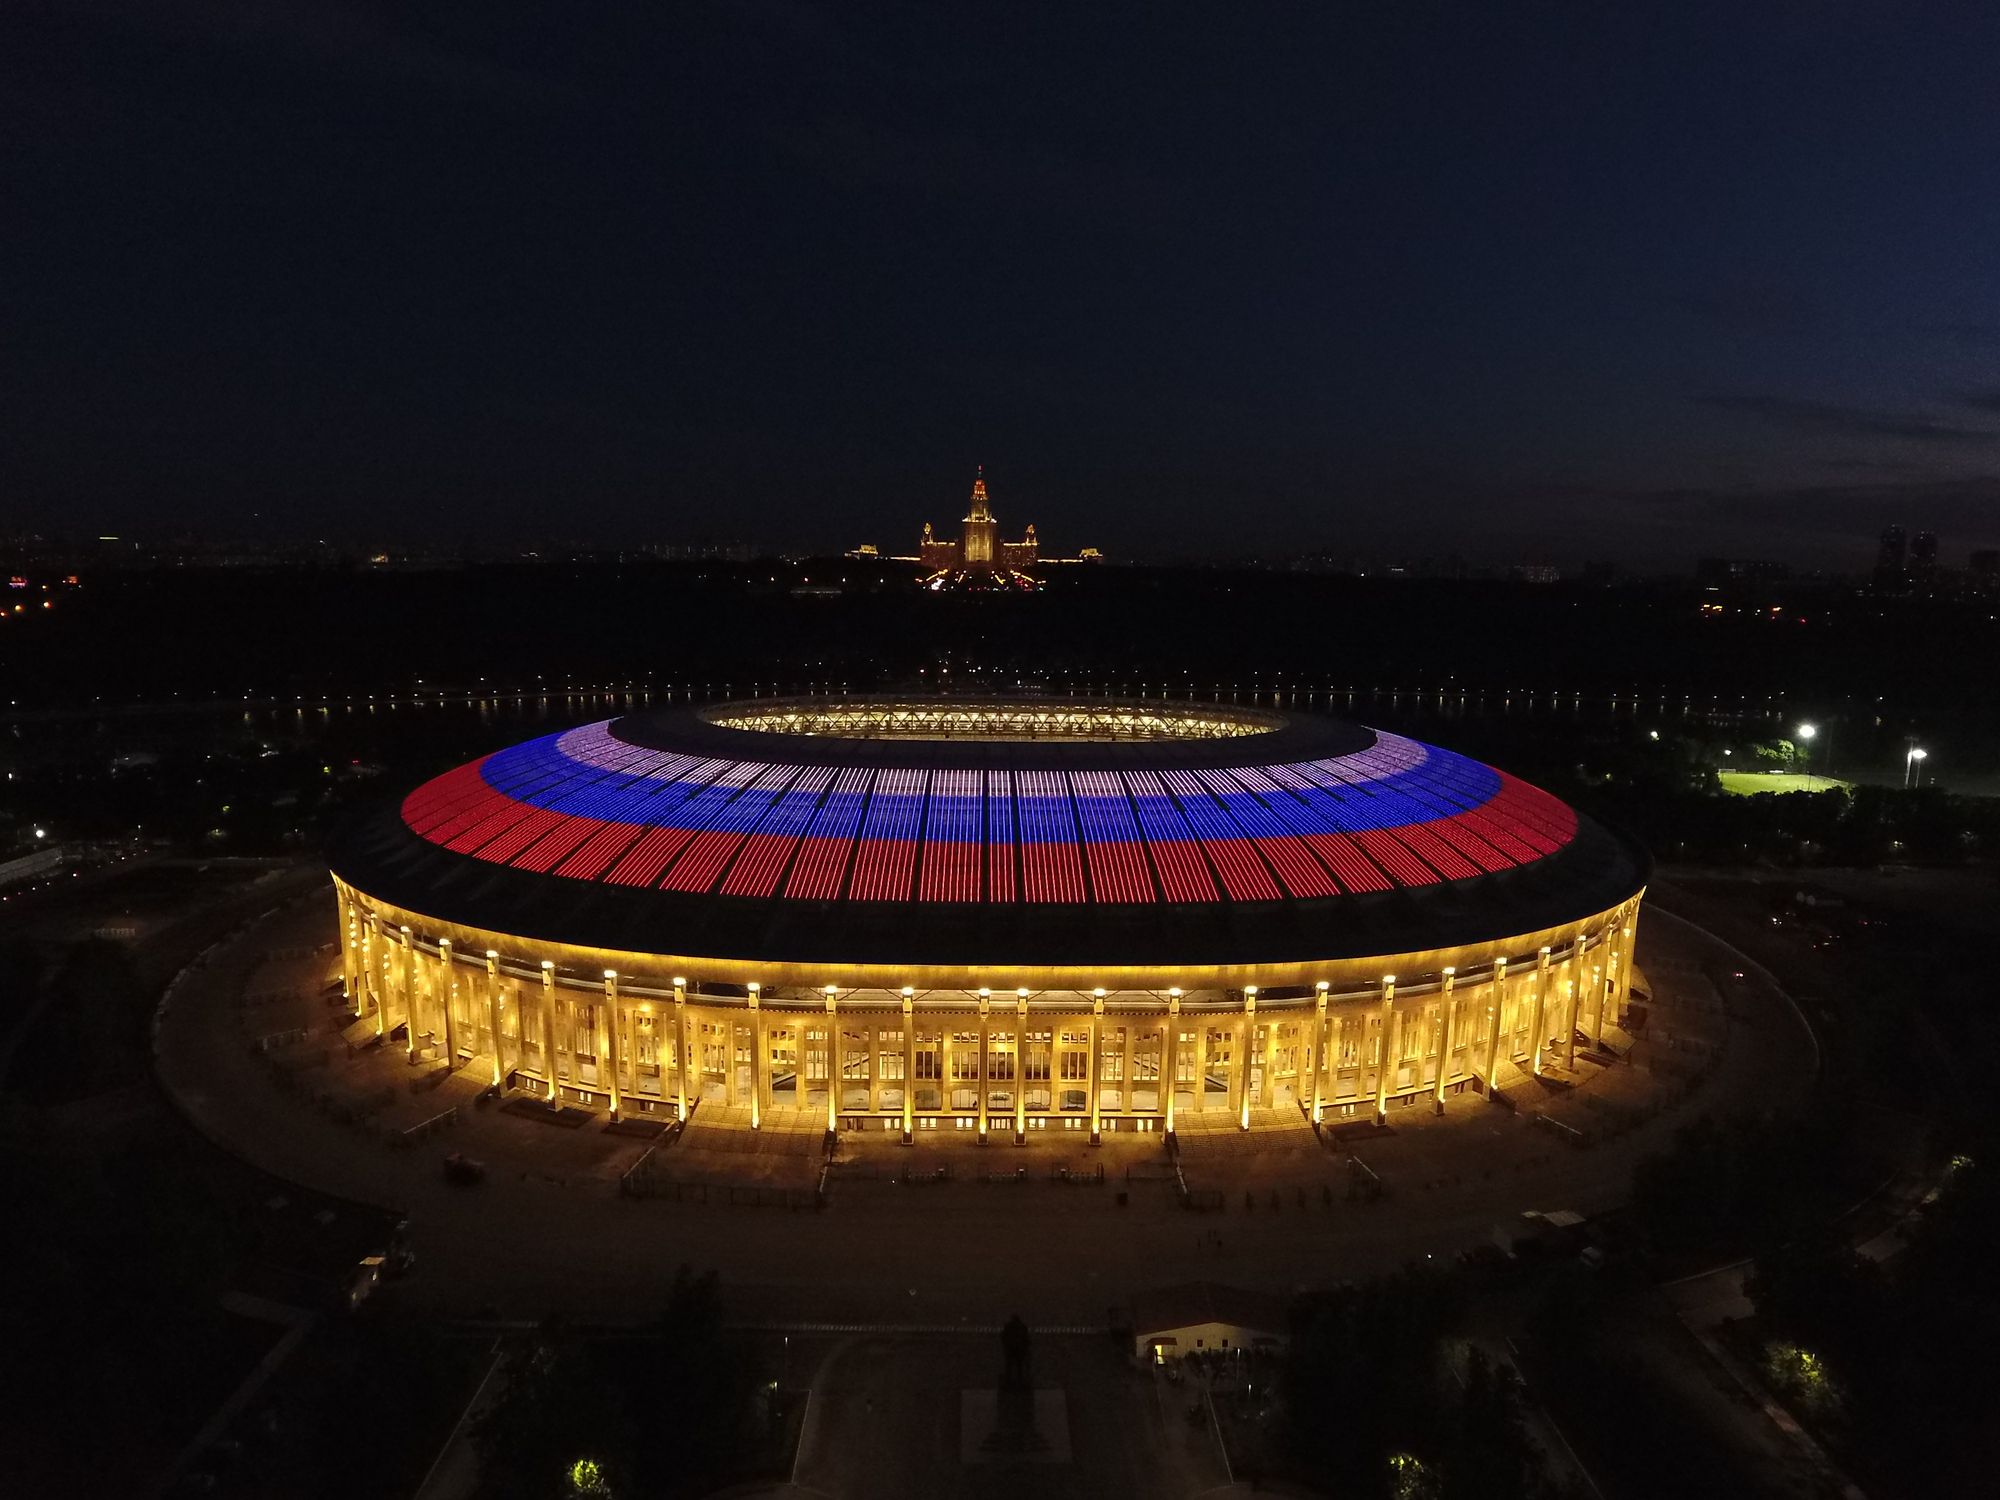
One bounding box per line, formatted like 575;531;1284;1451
473;1323;633;1500
1281;1267;1466;1496
642;1265;769;1483
1436;1349;1541;1500
1752;738;1796;771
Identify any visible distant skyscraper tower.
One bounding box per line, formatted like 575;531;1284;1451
1910;530;1939;585
912;468;1081;586
961;467;998;567
1874;525;1908;589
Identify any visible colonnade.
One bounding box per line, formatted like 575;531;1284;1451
334;882;1642;1140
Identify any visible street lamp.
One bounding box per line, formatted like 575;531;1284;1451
1795;722;1830;788
1905;745;1928;790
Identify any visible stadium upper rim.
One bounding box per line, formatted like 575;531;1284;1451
326;697;1649;969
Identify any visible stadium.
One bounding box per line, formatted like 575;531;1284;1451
327;698;1648;1143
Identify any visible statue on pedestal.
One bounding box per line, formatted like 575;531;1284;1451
1000;1313;1032;1391
982;1312;1048;1454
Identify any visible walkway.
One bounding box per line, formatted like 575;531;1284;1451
153;878;1817;1329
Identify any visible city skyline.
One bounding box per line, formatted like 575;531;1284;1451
7;6;2000;567
4;481;1993;581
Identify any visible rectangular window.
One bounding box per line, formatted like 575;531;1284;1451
878;1042;905;1081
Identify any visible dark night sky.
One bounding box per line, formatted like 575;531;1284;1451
7;2;2000;567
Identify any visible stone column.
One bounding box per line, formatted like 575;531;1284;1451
359;915;376;1023
1590;938;1609;1050
337;890;359;1008
1310;982;1330;1124
1529;947;1552;1077
437;939;461;1066
1621;904;1642;1013
600;971;625;1119
484;950;506;1086
1088;989;1105;1144
1433;969;1457;1114
368;921;387;1036
747;983;764;1130
1483;958;1508;1094
976;990;991;1143
399;927;417;1059
672;977;690;1120
539;962;559;1099
901;988;917;1143
866;1020;881;1116
1237;989;1258;1130
1561;950;1579;1070
1164;989;1183;1136
1188;1024;1203;1115
824;991;840;1135
1602;918;1623;1029
1373;976;1397;1125
1014;990;1029;1144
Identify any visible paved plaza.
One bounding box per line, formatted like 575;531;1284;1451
785;1331;1223;1500
153;877;1815;1330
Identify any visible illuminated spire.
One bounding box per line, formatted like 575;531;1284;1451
966;466;991;523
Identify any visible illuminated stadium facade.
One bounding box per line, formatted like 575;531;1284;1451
328;699;1648;1142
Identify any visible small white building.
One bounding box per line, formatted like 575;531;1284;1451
1131;1281;1288;1363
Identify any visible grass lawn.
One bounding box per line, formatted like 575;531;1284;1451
1719;770;1853;796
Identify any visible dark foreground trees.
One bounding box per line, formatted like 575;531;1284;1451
473;1267;779;1500
1281;1266;1565;1500
1745;1146;2000;1495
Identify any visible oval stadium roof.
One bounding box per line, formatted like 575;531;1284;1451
328;700;1647;969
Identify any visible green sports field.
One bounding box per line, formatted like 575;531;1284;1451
1718;770;1853;796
